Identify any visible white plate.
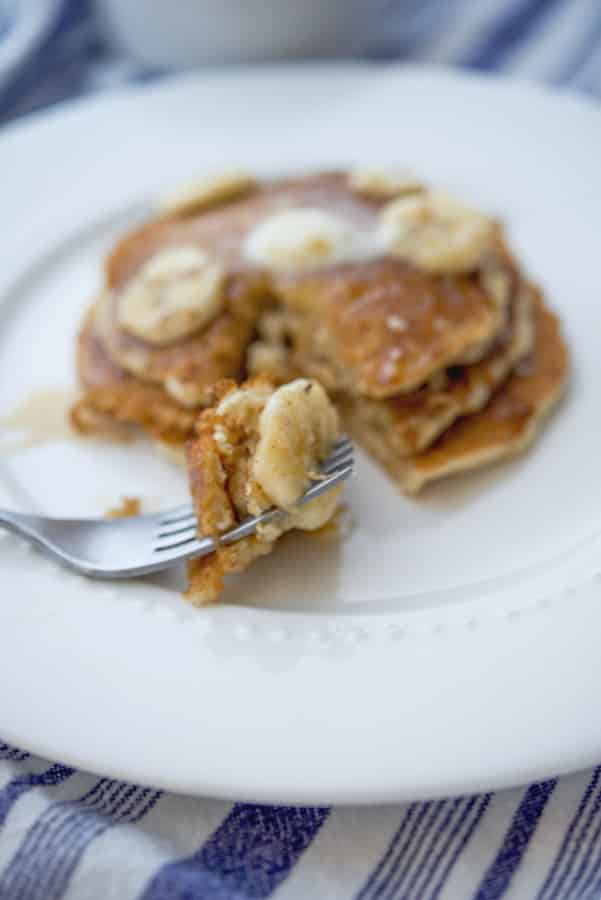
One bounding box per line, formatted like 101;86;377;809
1;65;600;805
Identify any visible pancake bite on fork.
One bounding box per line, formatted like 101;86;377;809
185;377;343;604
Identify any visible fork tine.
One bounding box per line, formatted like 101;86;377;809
332;435;349;451
159;504;195;526
157;517;198;539
152;440;353;565
330;436;351;454
158;443;348;512
299;463;354;505
159;442;351;538
154;530;203;554
321;448;354;474
320;439;352;464
153;535;217;563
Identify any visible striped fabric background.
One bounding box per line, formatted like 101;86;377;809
1;1;601;897
1;0;601;124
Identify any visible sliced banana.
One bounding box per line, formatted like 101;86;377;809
164;374;213;408
379;191;494;273
118;246;225;345
480;265;512;308
246;341;292;383
253;379;340;513
349;166;423;199
215;381;274;445
158;170;257;217
288;486;342;532
244;207;364;274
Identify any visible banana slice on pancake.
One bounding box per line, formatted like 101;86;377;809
118;246;225;345
380;191;494;273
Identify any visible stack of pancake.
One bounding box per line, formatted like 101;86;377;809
72;170;569;493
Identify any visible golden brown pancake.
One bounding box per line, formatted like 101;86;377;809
96;270;269;407
273;251;512;398
101;173;511;400
76;306;127;390
106;173;380;287
71;307;197;446
343;282;534;457
185;390;275;606
72;169;567;503
91;174;380;408
359;297;568;493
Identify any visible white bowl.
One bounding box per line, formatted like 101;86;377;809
97;0;380;67
0;0;62;91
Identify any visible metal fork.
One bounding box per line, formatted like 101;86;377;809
0;437;354;579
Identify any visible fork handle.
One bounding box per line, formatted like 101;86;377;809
0;508;31;533
0;509;44;546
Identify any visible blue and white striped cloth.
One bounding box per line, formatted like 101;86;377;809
3;742;601;900
2;2;601;898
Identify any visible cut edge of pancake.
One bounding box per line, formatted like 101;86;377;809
342;281;534;458
273;255;514;400
397;298;568;493
73;288;568;501
403;374;566;493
